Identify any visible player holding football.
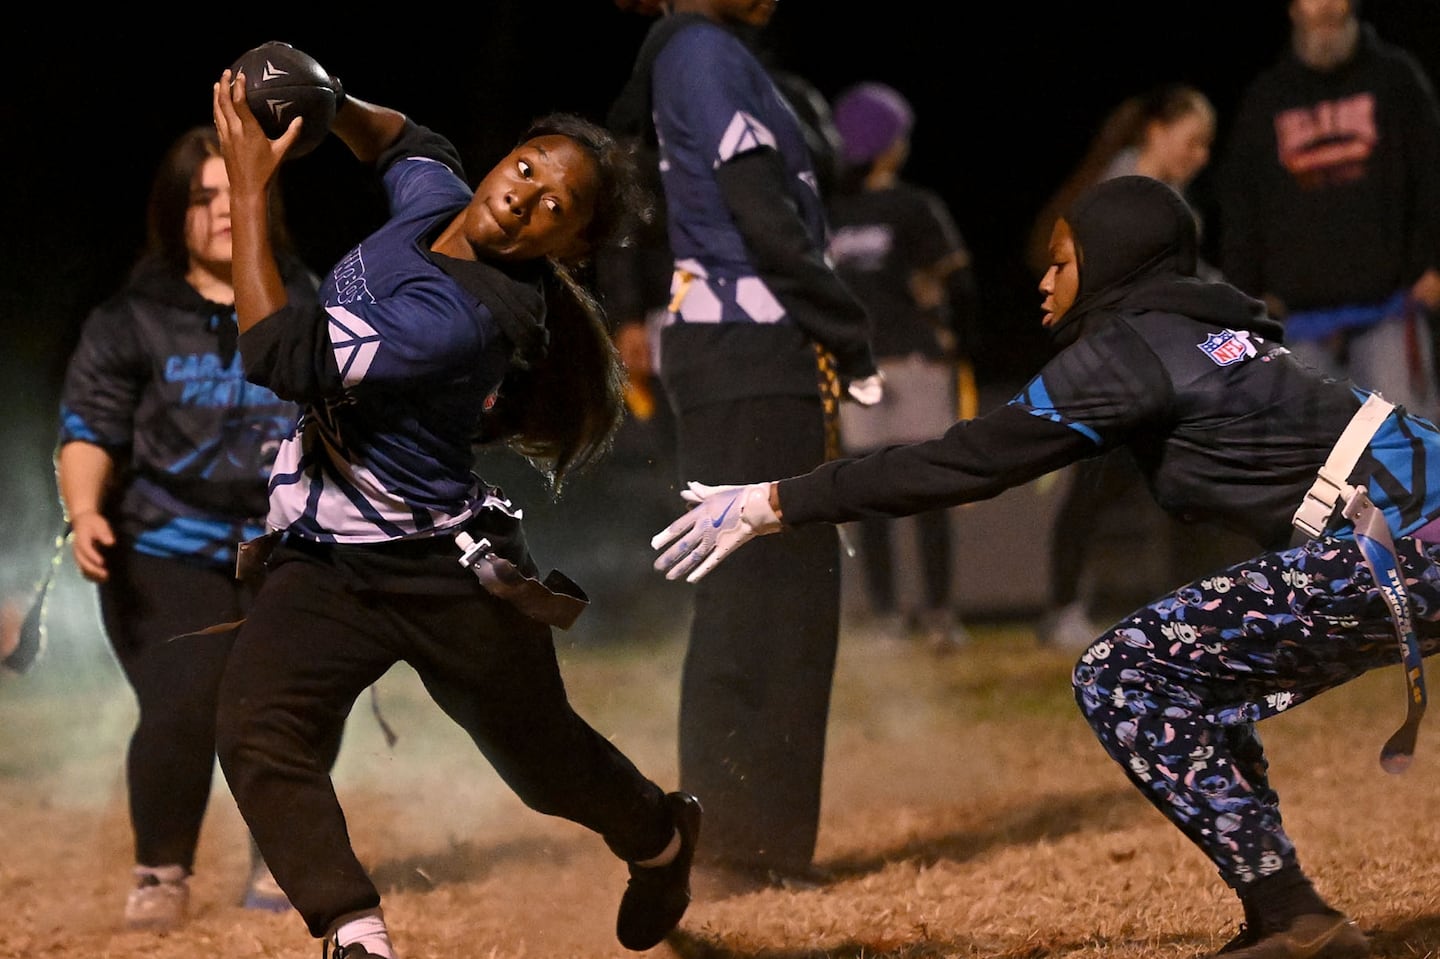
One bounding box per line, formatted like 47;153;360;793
212;49;698;959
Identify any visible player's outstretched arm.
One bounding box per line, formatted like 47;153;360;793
651;482;784;583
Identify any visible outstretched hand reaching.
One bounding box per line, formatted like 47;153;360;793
651;482;783;583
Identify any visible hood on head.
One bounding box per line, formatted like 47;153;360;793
1050;175;1280;346
1066;175;1198;302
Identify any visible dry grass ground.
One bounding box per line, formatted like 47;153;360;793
4;608;1440;959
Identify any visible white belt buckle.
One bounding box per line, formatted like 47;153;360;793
455;531;493;569
1292;467;1351;539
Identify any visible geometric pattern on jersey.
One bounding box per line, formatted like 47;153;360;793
717;110;776;164
736;276;784;323
327;305;381;387
670;258;785;325
265;411;466;542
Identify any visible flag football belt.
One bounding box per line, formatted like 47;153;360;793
1290;393;1425;774
1291;394;1394;540
455;531;588;630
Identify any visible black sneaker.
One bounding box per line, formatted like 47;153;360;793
1217;922;1262;954
1211;912;1368;959
616;791;702;951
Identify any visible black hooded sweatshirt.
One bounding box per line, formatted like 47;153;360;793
1217;23;1440;312
777;175;1375;551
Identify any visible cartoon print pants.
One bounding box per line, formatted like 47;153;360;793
1073;533;1440;889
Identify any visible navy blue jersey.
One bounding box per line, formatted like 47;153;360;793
613;14;873;410
653;19;827;311
242;129;540;544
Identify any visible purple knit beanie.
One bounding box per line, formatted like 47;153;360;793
831;82;914;165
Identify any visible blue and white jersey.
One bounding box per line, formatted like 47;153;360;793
255;147;531;544
651;19;827;326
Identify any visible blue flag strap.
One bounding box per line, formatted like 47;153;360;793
1342;487;1427;774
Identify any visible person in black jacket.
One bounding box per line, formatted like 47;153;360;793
54;124;324;930
655;174;1440;958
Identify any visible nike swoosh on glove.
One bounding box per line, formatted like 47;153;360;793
650;482;782;583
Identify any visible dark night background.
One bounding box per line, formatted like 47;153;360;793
2;2;1438;593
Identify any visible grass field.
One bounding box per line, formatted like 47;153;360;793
4;590;1440;959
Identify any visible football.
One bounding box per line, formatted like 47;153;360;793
229;41;338;158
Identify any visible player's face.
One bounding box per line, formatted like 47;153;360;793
186;156;233;270
469;134;599;263
1040;218;1079;328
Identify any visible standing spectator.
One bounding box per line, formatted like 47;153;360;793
213;53;700;959
608;0;879;893
826;81;979;653
1026;83;1252;649
54;124;324;930
1218;0;1440;420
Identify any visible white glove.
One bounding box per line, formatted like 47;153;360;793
846;372;885;406
650;481;782;583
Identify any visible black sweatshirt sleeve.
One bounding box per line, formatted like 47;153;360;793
715;148;877;381
239;302;342;404
777;403;1093;526
375;119;466;181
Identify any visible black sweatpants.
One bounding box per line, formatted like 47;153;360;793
674;393;839;873
98;549;252;871
215;549;673;938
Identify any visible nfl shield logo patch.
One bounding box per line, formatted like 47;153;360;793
1198;330;1254;366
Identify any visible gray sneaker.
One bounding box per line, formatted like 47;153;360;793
241;858;291;912
123;873;189;931
1037;601;1102;650
917;608;969;655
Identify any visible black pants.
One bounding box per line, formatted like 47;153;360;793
674;394;839;872
98;549;255;871
857;511;953;613
215;550;673;938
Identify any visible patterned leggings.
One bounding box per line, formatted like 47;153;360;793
1073;534;1440;889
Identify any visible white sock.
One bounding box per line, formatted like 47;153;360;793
635;829;680;868
333;908;397;959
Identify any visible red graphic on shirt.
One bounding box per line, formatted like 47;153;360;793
1273;92;1377;189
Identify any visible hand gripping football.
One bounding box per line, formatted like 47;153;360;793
229;41;340;158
